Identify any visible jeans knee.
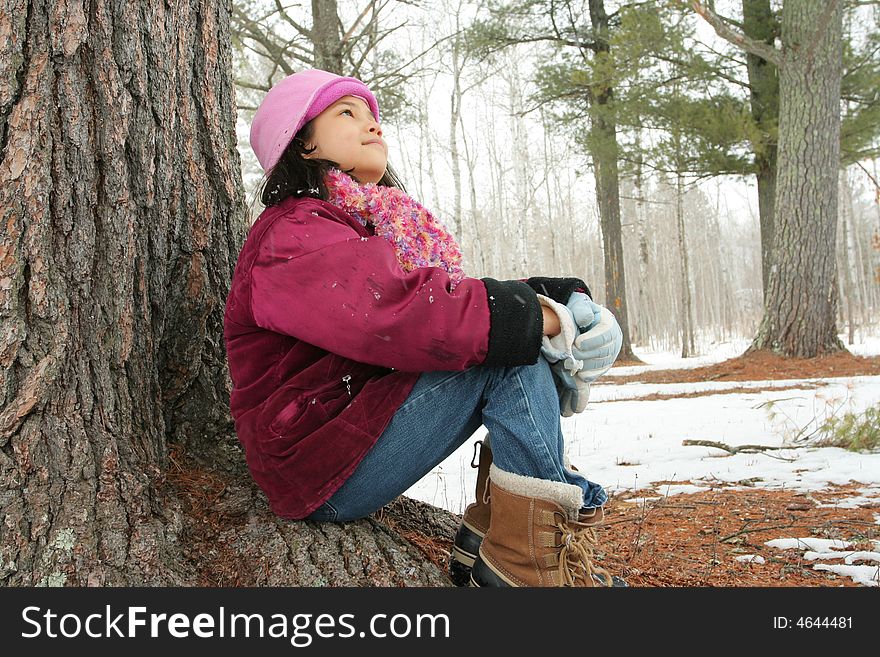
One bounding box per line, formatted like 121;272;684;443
508;357;555;388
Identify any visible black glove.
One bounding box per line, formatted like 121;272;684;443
521;277;592;304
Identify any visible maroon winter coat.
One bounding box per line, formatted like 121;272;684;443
223;194;590;519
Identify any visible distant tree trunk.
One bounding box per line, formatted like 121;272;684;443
873;160;880;316
675;173;695;357
503;56;532;277
486;106;506;276
749;0;846;357
588;0;639;362
312;0;343;73
845;171;870;332
457;102;487;274
743;0;781;299
540;108;561;269
0;0;457;587
838;205;854;344
633;127;653;346
448;14;465;240
838;170;858;343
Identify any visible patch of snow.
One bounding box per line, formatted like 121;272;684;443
812;563;879;587
847;335;880;357
607;339;753;375
765;537;880;586
841;551;880;565
813;492;880;509
734;555;765;564
764;538;852;552
621;496;662;505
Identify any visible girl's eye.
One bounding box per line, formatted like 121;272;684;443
341;109;353;116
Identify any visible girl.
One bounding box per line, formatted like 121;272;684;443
224;69;624;587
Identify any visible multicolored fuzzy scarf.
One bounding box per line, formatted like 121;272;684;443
323;168;465;291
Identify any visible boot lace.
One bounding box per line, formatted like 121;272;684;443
554;515;613;587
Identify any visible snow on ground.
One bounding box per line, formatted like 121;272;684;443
607;338;754;375
848;335;880;358
764;538;880;587
735;555;765;564
402;333;880;585
566;376;880;497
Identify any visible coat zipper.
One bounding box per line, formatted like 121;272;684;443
342;374;352;396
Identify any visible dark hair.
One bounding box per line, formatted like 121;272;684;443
258;120;406;207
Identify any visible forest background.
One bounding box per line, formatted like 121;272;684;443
233;0;880;358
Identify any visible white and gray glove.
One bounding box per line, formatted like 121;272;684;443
571;303;623;383
536;294;582;375
536;294;590;416
538;292;622;416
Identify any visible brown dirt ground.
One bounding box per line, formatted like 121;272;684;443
596;482;879;587
609;348;880;386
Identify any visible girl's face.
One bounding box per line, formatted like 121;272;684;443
303;95;387;184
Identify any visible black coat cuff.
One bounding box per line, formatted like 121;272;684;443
480;278;543;367
522;277;592;303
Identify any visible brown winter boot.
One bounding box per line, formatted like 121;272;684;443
470;464;621;587
448;437;493;586
449;439;587;586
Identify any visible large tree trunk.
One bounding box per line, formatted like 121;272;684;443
749;0;846;357
588;0;640;362
0;0;454;586
0;0;244;585
742;0;780;300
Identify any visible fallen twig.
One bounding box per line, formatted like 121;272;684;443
682;439;801;461
720;522;799;543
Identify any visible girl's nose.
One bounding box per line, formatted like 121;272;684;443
368;121;382;137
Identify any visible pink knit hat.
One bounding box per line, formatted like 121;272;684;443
249;69;380;173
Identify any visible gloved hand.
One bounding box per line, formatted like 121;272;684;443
566;291;602;334
553;370;591;417
536;294;582;376
570;303;622;383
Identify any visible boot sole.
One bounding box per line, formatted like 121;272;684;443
470;553;516;587
471;553;629;587
448;520;486;587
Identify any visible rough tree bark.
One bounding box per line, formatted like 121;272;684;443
0;0;457;586
695;0;847;357
312;0;343;74
749;0;846;357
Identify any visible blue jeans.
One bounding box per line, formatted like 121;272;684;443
306;356;607;522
